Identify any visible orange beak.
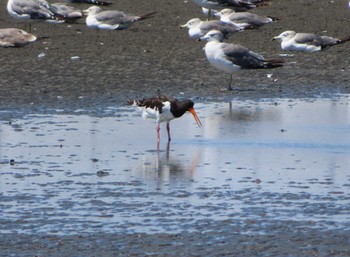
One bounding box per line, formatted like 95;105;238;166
189;107;202;128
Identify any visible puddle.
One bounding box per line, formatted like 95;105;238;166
0;95;350;235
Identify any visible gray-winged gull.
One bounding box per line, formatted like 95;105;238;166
0;28;36;47
273;30;350;52
84;6;155;30
192;0;270;18
51;3;83;21
68;0;111;6
200;30;284;91
181;18;242;39
7;0;65;23
215;8;276;29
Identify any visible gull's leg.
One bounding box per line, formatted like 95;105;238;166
228;74;233;91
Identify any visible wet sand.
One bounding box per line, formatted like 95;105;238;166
0;0;350;111
1;0;350;256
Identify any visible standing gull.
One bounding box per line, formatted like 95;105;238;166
273;30;350;52
0;28;36;47
181;18;242;40
84;6;155;30
128;95;202;143
7;0;65;23
200;30;284;91
215;8;276;29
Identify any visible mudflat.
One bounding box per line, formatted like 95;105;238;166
1;0;350;256
0;0;350;111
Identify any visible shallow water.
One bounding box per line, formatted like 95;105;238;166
1;95;350;235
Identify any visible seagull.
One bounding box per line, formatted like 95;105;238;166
0;28;36;47
191;0;267;10
273;30;350;52
128;95;202;143
215;8;276;29
51;3;83;22
192;0;270;18
7;0;65;23
201;7;219;18
84;6;156;30
181;18;242;40
67;0;111;6
200;30;284;91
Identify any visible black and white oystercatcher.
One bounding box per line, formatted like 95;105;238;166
128;95;202;142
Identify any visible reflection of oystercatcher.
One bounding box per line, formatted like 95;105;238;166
128;95;202;142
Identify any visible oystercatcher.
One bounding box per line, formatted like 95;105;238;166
273;30;350;52
128;95;202;142
200;30;284;91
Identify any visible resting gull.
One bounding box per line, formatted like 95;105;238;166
273;30;350;52
215;8;276;29
67;0;111;6
51;3;83;22
84;6;155;30
7;0;65;23
0;28;36;47
200;30;284;91
192;0;270;18
181;18;242;40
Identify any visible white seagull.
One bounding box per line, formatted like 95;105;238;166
51;3;83;22
84;6;155;30
181;18;242;40
0;28;36;47
200;30;284;91
273;30;350;52
192;0;269;18
7;0;64;23
68;0;111;6
215;8;276;29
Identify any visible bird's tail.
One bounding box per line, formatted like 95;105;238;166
139;12;156;20
263;58;285;69
337;35;350;44
127;99;139;106
267;15;280;22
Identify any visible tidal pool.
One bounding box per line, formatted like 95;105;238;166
0;95;349;235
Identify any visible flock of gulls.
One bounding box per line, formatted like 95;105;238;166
1;0;350;143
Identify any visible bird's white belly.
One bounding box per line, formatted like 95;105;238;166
140;101;174;123
205;43;240;73
86;16;98;28
189;28;203;39
192;0;219;9
282;41;321;52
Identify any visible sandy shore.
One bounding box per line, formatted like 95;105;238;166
0;0;350;111
1;0;350;256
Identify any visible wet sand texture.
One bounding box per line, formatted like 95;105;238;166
0;0;350;110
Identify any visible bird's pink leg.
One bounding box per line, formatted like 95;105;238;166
166;122;171;142
156;123;160;142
